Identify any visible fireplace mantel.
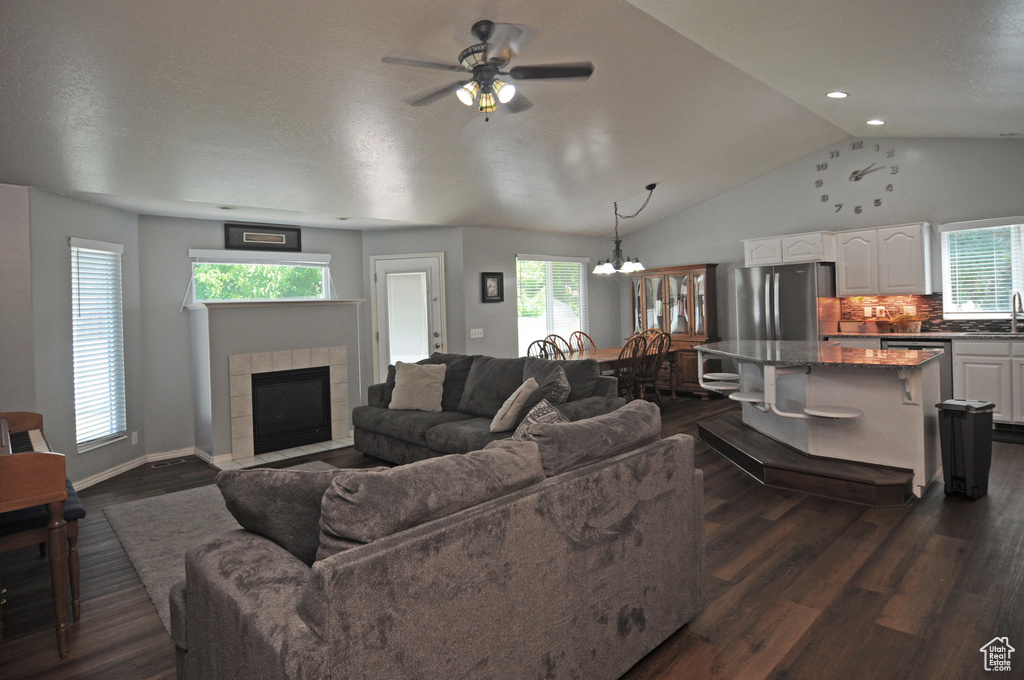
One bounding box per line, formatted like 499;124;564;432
188;300;363;464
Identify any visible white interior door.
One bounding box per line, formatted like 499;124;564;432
372;254;446;380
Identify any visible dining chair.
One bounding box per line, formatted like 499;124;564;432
635;330;672;407
544;334;572;357
568;331;597;353
614;335;647;400
526;339;564;360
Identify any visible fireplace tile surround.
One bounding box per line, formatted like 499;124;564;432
228;345;349;462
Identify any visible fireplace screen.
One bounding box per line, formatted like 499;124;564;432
251;366;331;454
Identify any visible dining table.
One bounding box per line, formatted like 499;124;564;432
564;344;683;399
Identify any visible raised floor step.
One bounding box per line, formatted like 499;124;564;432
698;412;914;507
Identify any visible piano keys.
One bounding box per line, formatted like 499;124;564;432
0;418;51;455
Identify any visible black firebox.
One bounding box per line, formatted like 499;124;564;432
251;366;331;454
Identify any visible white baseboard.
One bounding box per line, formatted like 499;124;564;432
193;448;233;466
73;447;198;490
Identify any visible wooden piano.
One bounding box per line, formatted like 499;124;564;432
0;412;82;658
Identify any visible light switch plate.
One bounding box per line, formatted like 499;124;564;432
470;328;484;338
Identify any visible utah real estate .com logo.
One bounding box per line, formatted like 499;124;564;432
980;637;1014;672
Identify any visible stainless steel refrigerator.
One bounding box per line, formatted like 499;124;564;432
735;263;839;341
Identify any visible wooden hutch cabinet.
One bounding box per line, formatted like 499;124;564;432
630;264;719;395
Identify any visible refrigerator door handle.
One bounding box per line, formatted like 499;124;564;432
764;273;773;341
773;272;782;339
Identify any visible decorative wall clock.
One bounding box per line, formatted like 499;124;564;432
813;140;898;215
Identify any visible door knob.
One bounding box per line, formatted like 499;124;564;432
434;343;441;349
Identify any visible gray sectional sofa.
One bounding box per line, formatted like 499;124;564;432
170;401;707;680
352;352;626;464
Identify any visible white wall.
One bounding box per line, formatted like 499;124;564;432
27;189;142;482
0;185;35;411
627;137;1024;341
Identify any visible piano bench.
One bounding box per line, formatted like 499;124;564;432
0;479;86;621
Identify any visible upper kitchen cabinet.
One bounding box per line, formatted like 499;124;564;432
743;232;836;267
631;264;718;342
836;222;932;296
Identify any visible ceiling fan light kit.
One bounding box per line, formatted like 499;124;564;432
382;19;593;118
594;184;657;275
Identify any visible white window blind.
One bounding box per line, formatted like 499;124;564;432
71;238;127;451
941;220;1024;319
515;256;590;356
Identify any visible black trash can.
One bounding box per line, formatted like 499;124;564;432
936;399;996;499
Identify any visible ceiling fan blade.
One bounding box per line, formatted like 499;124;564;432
505;93;533;113
382;54;466;73
408;82;466;107
508;62;594;80
485;23;530;63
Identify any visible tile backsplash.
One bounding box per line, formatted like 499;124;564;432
839;293;1013;333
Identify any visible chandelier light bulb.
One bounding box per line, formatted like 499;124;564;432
494;80;516;104
456;81;479;107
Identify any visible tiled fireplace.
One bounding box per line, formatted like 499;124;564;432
228;346;349;459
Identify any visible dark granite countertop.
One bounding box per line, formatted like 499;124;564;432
696;340;942;368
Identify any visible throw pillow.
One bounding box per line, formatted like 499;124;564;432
528;399;661;476
419;353;477;411
513;365;571;428
489;377;540;433
217;468;346;566
523;357;601;401
511;399;569;441
317;440;545;561
389;361;447;412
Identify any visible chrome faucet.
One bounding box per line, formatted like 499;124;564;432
1013;292;1023;333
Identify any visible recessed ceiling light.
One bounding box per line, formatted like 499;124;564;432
218;205;237;210
866;119;885;126
336;217;351;221
1000;132;1021;137
826;91;848;99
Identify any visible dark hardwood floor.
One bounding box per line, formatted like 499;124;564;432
2;397;1022;679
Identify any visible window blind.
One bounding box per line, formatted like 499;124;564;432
941;222;1024;318
71;239;127;451
515;257;589;356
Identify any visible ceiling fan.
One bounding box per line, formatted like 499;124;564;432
382;20;594;118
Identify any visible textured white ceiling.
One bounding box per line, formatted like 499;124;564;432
0;1;1019;236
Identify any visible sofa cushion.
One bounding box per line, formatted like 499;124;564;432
528;399;662;476
419;353;477;411
389;361;446;412
216;468;348;566
511;399;569;440
424;416;511;455
316;440;545;560
352;405;475;447
458;356;528;417
524;357;601;401
490;378;539;432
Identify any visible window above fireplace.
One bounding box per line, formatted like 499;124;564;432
185;249;336;305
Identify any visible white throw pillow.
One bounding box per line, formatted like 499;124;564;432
389;361;447;412
489;378;539;432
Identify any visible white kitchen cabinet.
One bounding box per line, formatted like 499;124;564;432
743;232;836;267
836;229;877;296
836;222;932;296
952;340;1014;423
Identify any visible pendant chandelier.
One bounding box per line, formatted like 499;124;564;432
593;183;656;274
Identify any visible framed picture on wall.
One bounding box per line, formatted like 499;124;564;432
225;223;302;252
481;272;504;303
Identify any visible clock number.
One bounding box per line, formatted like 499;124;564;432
890;164;899;175
886;149;895;158
874;143;881;152
834;203;843;213
851;141;863;150
885;184;893;192
816;163;828;171
821;194;829;202
874;199;882;207
854;205;863;214
815;179;823;188
829;150;840;159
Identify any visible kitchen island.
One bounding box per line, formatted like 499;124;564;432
696;340;944;498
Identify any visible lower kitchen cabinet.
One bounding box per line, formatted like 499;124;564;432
952;340;1018;423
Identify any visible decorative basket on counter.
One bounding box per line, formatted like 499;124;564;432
890;314;926;333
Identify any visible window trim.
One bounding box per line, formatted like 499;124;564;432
515;255;591;355
939;216;1024;320
70;237;127;453
184;249;336;306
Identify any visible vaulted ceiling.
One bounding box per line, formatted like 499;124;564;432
1;1;1021;236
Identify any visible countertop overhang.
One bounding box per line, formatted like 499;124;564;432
697;340;942;368
826;331;1021;340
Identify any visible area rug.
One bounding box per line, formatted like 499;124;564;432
104;460;335;634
